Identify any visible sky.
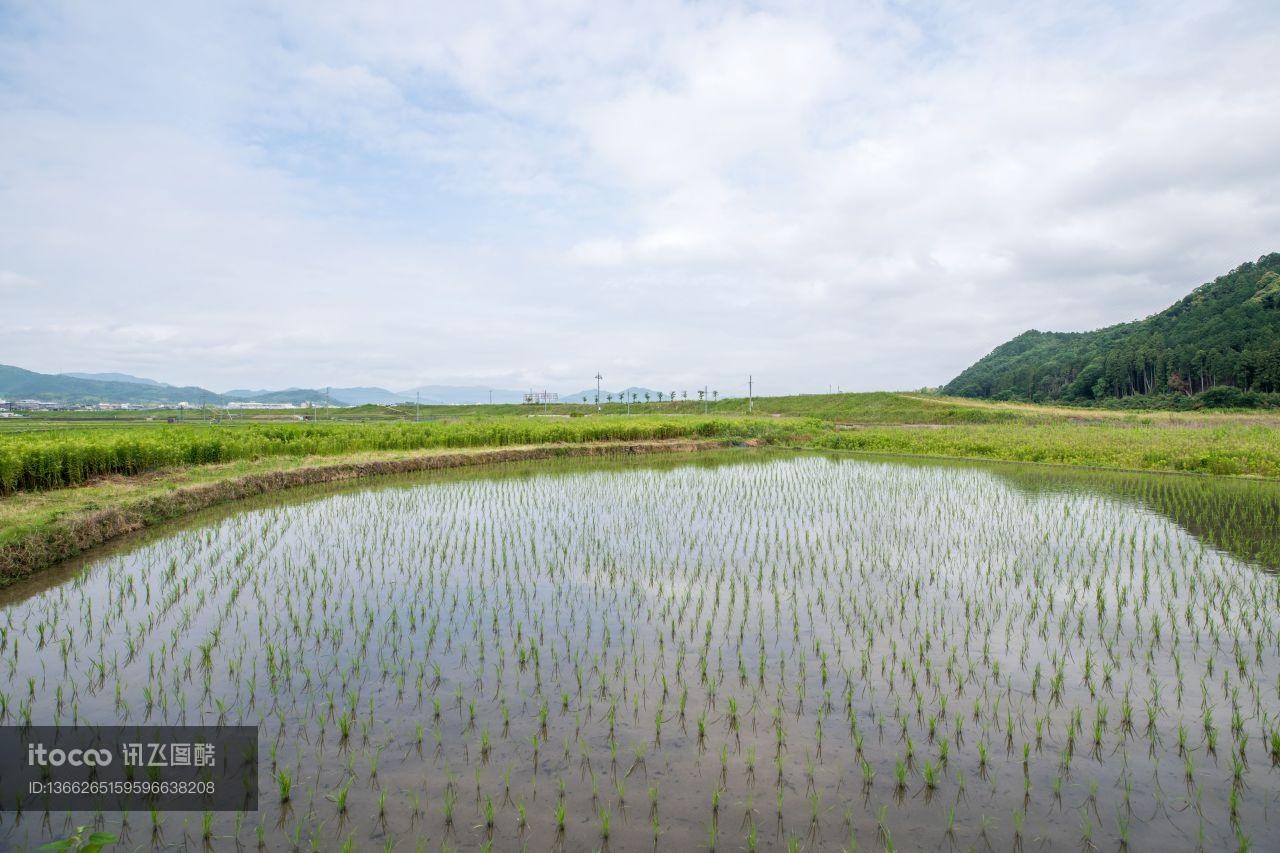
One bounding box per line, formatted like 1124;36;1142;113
2;0;1279;396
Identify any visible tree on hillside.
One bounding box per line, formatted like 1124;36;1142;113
943;254;1280;403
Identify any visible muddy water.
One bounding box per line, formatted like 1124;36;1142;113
1;450;1278;850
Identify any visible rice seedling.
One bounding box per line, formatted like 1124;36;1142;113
922;761;938;790
328;779;351;814
442;789;456;827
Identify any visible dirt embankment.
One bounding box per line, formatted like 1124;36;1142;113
0;439;736;584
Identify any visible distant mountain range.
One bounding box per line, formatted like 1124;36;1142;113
63;371;168;387
945;253;1280;401
1;364;734;408
0;364;537;407
0;365;237;406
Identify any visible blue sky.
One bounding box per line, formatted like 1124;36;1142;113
2;0;1279;395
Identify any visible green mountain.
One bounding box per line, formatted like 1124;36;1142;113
944;253;1280;403
236;389;329;405
325;387;414;406
0;366;528;408
0;365;330;406
223;388;332;405
0;364;225;405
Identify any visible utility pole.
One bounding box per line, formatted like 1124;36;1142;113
703;385;709;414
489;390;493;405
415;392;420;422
594;372;602;412
748;375;753;414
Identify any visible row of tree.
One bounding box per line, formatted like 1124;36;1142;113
595;390;719;404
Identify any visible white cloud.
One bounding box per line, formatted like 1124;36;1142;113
1;0;1278;394
0;271;41;290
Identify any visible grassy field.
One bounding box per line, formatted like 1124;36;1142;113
10;389;1277;426
2;392;962;424
809;420;1280;477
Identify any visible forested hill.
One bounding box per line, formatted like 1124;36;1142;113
944;254;1280;403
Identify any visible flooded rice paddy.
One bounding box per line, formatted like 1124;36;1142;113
2;450;1280;850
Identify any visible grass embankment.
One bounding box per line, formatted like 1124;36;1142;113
3;392;1279;581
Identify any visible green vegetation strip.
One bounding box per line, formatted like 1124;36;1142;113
0;416;780;494
809;421;1280;477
